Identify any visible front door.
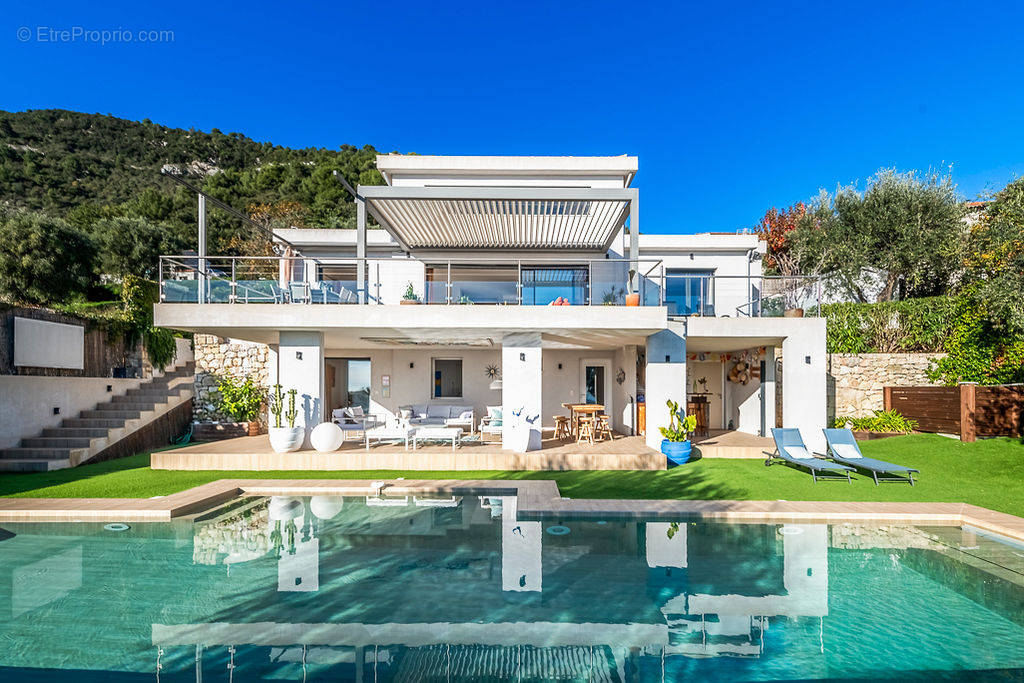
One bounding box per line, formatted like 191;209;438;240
579;359;612;418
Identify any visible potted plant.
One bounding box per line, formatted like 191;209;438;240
268;384;304;452
659;399;698;464
216;375;264;436
602;286;625;305
400;282;421;305
625;269;640;306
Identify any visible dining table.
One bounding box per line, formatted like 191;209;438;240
563;403;605;439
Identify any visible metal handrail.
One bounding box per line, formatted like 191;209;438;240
157;254;820;314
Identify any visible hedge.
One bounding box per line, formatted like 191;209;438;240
822;296;958;354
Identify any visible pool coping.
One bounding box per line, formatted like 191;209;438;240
1;478;1023;542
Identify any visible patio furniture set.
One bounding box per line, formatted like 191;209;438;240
333;404;474;451
558;403;614;445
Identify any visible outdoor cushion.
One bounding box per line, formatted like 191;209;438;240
427;404;450;418
412;404;428;418
831;443;861;459
784;445;813;461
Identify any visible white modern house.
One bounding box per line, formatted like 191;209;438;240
154;155;826;461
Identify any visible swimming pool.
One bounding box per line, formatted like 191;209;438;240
1;493;1022;681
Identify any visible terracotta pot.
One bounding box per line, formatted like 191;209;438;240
247;421;261;437
400;299;421;305
783;307;805;318
625;293;641;307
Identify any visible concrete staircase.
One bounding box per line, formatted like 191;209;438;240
0;362;195;472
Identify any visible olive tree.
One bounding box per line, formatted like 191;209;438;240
0;208;96;304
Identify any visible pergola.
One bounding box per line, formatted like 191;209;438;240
352;184;640;302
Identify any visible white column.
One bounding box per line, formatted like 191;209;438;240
278;331;325;447
644;325;686;451
761;346;776;436
502;332;543;451
781;325;826;452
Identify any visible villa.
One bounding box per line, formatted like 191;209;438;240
154;155;826;468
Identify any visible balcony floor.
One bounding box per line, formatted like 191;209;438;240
153;432;665;471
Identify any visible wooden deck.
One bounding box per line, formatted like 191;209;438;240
693;430;775;459
153;432;666;471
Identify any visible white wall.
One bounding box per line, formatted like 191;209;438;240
0;376;145;448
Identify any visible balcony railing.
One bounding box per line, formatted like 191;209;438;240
157;255;820;315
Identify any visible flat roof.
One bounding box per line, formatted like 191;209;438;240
376;155;638;184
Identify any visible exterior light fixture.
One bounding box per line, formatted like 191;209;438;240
295;351;303;360
409;362;414;369
520;353;526;361
805;356;811;364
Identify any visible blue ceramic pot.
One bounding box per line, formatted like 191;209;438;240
661;439;693;465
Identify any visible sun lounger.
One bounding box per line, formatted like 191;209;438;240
767;428;853;483
823;428;919;485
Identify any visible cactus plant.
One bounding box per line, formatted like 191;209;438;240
285;389;299;428
268;384;285;429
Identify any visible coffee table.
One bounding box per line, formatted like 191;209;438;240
413;427;463;451
364;425;416;451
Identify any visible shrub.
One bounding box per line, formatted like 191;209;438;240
215;375;264;423
926;294;1024;385
0;208;96;304
822;296;958;353
833;410;918;433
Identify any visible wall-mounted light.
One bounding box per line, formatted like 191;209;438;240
805;355;811;365
409;362;414;369
557;362;563;370
519;352;526;362
53;407;60;415
106;385;112;392
295;351;303;360
665;355;670;363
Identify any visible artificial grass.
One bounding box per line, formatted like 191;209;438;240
1;434;1022;517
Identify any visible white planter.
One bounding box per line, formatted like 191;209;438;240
269;426;304;453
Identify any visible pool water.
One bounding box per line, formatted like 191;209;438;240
1;494;1023;681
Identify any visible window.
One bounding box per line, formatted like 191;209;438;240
665;269;715;316
432;358;463;398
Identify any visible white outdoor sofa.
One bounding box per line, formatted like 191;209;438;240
399;404;475;434
331;406;381;437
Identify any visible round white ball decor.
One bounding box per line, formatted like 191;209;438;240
310;495;345;520
310;422;344;452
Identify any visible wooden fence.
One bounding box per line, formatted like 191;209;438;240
884;384;1024;442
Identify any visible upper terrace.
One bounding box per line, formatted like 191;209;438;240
156;155;821;317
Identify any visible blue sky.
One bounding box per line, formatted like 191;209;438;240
4;0;1024;234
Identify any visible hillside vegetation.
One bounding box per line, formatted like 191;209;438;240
0;109;387;254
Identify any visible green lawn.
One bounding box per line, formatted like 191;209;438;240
2;434;1023;517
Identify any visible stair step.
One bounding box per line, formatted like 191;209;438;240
42;427;111;438
0;458;70;472
22;437;95;448
81;409;140;420
62;417;125;428
95;402;154;412
112;394;170;404
0;448;74;460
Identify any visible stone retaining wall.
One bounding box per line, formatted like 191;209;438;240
193;335;272;422
828;352;945;420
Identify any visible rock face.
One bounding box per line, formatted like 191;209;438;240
193;334;271;422
827;352;945;420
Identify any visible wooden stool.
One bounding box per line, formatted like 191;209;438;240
577;416;596;445
596;414;613;441
553;415;571;440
